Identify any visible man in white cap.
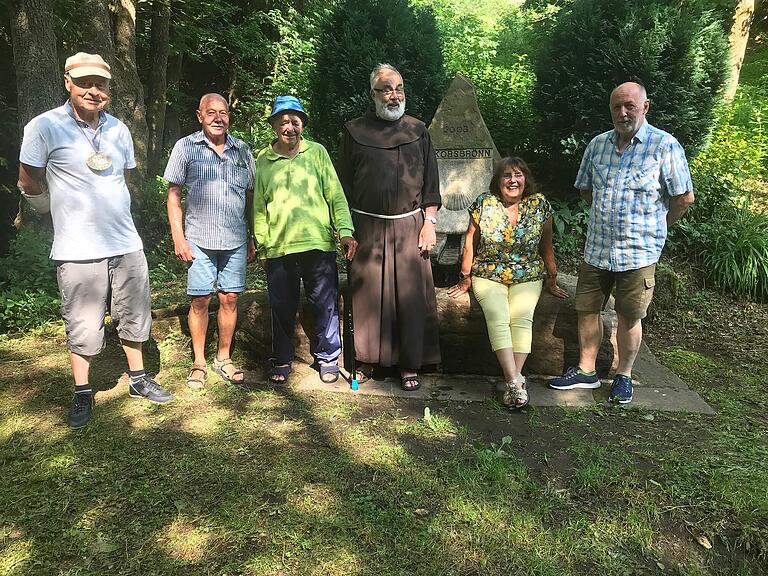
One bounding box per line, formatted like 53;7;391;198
17;52;174;429
164;93;256;389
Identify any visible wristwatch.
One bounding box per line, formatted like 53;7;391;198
425;215;437;225
458;271;471;280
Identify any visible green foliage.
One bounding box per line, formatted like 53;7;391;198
550;195;589;258
310;0;446;154
670;85;768;302
0;223;59;333
467;61;538;158
700;202;768;302
420;1;540;159
0;287;60;332
534;0;729;180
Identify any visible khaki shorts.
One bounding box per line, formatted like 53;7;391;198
56;250;152;356
574;261;656;320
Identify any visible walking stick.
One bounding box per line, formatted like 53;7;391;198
343;280;359;390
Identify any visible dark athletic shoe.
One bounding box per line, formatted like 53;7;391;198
68;393;94;429
128;376;174;404
608;374;634;404
549;366;601;390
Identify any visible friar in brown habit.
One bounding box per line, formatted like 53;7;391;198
337;63;442;392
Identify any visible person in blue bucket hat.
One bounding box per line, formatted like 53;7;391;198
253;95;357;384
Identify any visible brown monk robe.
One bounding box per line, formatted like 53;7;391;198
337;110;442;370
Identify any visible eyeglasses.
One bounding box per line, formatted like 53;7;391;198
373;87;405;97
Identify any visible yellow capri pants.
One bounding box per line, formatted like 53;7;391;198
471;276;543;353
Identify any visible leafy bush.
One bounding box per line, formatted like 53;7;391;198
0;287;60;333
310;0;446;155
0;223;59;333
468;61;538;158
550;195;589;259
700;202;768;302
534;0;729;183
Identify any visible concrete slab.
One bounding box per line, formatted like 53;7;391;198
151;315;714;414
293;371;596;408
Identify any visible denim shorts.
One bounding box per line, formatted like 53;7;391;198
187;241;247;295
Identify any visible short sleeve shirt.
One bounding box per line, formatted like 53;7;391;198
163;131;255;251
575;121;692;271
469;192;553;285
19;102;142;261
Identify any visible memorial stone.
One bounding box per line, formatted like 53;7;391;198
428;74;501;268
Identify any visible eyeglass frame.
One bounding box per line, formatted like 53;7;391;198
372;86;405;97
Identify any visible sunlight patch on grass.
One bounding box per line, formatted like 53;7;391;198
161;517;216;563
0;536;32;574
291;483;342;516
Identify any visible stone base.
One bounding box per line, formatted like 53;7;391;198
238;273;618;378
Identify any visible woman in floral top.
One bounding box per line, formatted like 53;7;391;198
448;157;566;409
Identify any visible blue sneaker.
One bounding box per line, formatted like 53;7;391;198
608;374;633;404
549;366;601;390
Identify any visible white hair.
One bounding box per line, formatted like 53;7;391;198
369;63;402;90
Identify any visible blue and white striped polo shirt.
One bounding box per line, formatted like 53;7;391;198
163;131;255;251
575;121;692;272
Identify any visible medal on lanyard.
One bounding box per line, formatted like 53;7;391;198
74;117;113;171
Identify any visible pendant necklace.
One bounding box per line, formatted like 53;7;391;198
74;116;112;171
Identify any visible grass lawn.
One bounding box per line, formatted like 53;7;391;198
1;268;767;576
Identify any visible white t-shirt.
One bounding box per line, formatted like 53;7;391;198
19;102;143;260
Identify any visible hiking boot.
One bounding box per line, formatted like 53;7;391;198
608;374;633;404
68;392;94;429
128;376;174;404
549;366;601;390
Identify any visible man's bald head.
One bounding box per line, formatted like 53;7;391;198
196;93;230;143
609;82;650;142
198;93;229;112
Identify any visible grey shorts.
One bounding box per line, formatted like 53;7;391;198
56;250;152;356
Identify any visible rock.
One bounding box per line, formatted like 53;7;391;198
238;273;618;377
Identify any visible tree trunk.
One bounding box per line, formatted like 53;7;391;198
78;0;148;197
162;50;183;147
113;0;149;196
8;0;61;131
145;0;171;178
725;0;755;101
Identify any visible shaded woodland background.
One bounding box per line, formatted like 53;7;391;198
1;0;767;330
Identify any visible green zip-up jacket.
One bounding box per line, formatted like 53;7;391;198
253;138;354;259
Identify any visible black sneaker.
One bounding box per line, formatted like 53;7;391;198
68;393;94;429
128;376;174;404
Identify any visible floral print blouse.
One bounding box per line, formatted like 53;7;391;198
469;192;553;285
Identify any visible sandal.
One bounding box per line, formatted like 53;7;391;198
319;362;340;383
268;359;292;384
400;374;421;391
503;377;529;410
213;357;245;383
186;364;207;390
352;364;373;384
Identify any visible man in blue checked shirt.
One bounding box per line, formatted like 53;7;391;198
549;82;695;404
164;93;256;389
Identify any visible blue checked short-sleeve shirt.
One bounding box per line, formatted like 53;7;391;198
163;131;255;251
575;121;692;272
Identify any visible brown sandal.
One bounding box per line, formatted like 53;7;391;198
213;357;244;383
186;365;207;390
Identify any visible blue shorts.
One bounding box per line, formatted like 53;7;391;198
187;241;247;296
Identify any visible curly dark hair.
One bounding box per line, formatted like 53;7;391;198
488;156;537;199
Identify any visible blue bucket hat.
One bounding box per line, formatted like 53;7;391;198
269;95;308;125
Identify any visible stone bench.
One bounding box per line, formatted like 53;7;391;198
238;273;618;377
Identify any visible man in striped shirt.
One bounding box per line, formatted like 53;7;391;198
549;82;694;404
164;93;256;389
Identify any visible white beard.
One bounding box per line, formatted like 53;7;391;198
375;98;406;121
